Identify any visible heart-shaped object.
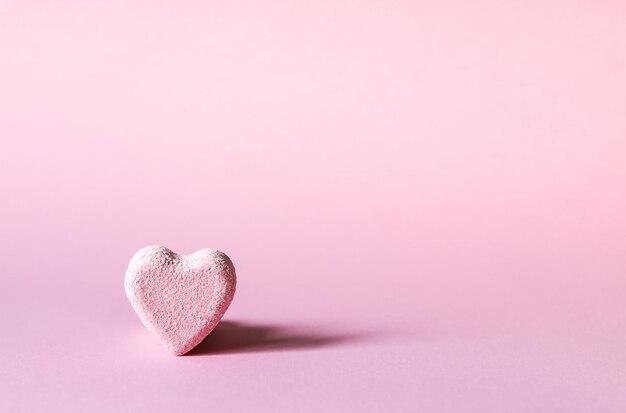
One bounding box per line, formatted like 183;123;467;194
125;246;237;355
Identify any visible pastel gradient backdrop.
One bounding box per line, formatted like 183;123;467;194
1;1;626;412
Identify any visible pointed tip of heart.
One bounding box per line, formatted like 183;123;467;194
165;317;225;356
125;246;237;356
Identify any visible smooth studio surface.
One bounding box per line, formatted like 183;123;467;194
1;1;626;412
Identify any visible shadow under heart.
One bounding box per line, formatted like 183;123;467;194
186;320;364;356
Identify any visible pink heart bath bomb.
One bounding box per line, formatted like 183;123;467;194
125;246;237;355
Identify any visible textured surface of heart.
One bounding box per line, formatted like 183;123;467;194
125;246;237;355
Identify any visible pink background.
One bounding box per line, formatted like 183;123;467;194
1;1;626;411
